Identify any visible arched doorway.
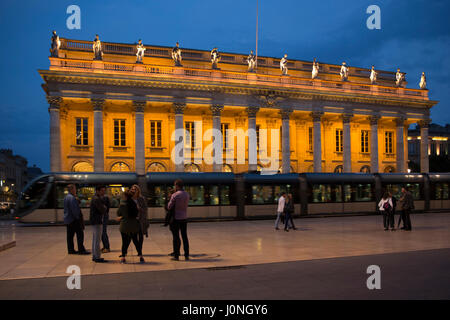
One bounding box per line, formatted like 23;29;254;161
147;162;166;172
111;162;130;172
184;163;200;172
360;165;371;173
334;165;343;173
72;161;93;172
384;166;395;173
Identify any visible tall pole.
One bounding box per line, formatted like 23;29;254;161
255;0;258;70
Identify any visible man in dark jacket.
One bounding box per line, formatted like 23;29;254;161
64;184;89;255
101;194;111;253
90;186;108;262
400;187;414;231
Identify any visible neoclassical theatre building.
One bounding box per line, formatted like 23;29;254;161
40;34;437;175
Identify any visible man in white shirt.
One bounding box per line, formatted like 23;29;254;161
275;192;286;230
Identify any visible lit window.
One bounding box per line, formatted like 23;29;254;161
385;131;394;154
221;123;229;149
114;119;126;146
361;130;369;153
111;162;130;172
308;127;313;151
185;122;195;148
75;118;88;146
336;129;343;152
150;120;162;147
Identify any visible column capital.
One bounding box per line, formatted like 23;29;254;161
172;102;186;115
395;116;406;127
132;100;146;113
210;104;224;117
91;98;105;111
279;108;292;120
342;113;353;124
418;119;431;128
311;111;323;122
47;96;62;110
368;115;381;125
246;106;260;118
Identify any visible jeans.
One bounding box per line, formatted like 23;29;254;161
171;219;189;258
121;232;142;256
101;213;110;250
92;224;102;259
275;211;292;229
284;211;295;230
66;219;86;253
382;211;394;229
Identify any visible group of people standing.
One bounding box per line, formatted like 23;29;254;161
63;179;190;263
275;192;297;232
378;187;414;231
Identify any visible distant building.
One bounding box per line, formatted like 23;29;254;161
408;123;450;172
27;165;44;181
0;149;28;203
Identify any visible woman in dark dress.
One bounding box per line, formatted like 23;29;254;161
284;193;297;232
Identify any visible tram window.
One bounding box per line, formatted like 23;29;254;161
220;185;231;205
185;185;205;206
106;186;124;208
355;184;373;201
274;185;292;202
252;185;274;204
77;186;95;208
343;185;353;202
18;176;51;212
333;185;343;202
432;183;449;200
152;185;168;207
385;184;422;200
209;185;219;205
312;185;332;203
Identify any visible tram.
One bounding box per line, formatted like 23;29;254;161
15;172;450;224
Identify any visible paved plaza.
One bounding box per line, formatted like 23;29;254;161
0;213;449;299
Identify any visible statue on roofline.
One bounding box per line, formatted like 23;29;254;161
93;34;103;61
172;42;182;66
419;72;427;90
50;30;61;58
247;50;256;72
211;47;220;69
396;68;405;87
370;65;377;84
312;58;319;79
280;54;288;75
340;62;349;81
136;39;146;64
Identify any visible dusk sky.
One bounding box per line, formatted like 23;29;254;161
0;0;449;172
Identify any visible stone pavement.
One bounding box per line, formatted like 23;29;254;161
0;213;449;281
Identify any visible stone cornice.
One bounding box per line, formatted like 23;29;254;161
39;70;437;109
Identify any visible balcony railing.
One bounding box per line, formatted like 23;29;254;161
48;57;428;100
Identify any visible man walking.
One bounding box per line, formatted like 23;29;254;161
90;186;108;262
167;179;190;261
64;184;89;255
275;192;286;230
400;187;414;231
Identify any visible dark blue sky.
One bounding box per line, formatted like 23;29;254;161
0;0;449;172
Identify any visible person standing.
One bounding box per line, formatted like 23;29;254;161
90;186;108;263
389;192;397;231
378;192;393;231
117;190;144;263
275;192;286;230
284;193;297;232
400;187;414;231
164;188;175;257
130;184;149;255
167;179;190;261
64;184;89;255
101;191;111;253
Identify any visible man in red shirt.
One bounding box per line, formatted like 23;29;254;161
167;179;190;260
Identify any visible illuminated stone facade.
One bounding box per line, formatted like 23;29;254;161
39;37;438;174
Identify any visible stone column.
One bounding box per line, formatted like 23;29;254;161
246;106;259;171
280;109;292;173
47;96;62;172
211;104;224;172
133;100;146;175
369;115;380;173
173;102;186;172
395;117;406;173
342;113;353;173
92;98;105;172
311;111;323;172
419;119;431;173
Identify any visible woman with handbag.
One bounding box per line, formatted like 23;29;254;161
378;192;394;231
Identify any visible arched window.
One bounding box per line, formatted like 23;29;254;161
147;162;166;172
360;165;371;173
384;166;395;173
334;165;343;173
222;164;233;173
111;162;130;172
72;161;93;172
184;163;200;172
